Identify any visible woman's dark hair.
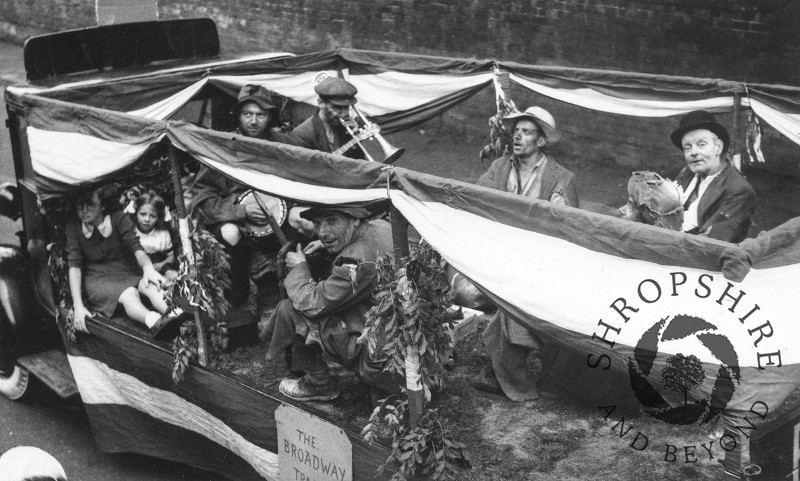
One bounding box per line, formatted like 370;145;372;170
133;191;167;230
75;184;121;215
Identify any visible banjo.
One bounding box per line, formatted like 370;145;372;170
236;190;288;238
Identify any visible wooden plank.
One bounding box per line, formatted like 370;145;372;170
17;349;79;399
59;313;395;481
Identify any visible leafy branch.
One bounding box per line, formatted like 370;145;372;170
359;243;469;480
167;222;231;383
362;396;470;480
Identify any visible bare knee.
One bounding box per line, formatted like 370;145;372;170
219;223;242;246
118;287;143;308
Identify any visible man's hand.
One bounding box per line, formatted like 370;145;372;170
244;202;267;224
303;240;325;256
285;243;308;270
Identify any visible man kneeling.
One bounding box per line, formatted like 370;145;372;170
262;205;396;402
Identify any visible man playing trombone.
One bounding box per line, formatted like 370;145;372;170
291;76;367;160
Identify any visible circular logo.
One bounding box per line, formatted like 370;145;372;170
627;314;741;425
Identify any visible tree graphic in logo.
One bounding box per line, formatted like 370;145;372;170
628;314;741;425
661;353;705;407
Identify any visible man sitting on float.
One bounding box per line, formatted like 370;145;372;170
191;84;301;307
260;204;398;402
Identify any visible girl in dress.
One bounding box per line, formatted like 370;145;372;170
66;185;183;339
132;192;179;315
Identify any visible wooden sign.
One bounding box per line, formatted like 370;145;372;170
276;404;353;481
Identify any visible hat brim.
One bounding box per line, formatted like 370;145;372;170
321;97;357;107
502;113;561;144
670;121;729;152
300;206;371;221
237;96;277;113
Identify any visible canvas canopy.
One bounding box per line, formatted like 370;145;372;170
6;47;800;442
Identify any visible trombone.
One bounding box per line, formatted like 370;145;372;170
336;106;405;165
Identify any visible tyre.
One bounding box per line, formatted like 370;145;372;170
0;245;29;400
0;364;29;400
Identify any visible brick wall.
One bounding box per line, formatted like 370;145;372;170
2;0;799;175
156;0;800;85
0;0;94;41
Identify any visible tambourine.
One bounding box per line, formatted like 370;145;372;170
236;190;288;237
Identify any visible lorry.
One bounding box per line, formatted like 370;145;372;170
3;17;800;481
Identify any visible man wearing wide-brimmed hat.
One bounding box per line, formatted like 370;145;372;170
477;106;578;206
291;76;366;160
671;110;756;243
191;84;299;306
260;204;396;402
470;106;578;401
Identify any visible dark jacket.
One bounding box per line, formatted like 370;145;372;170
676;161;756;243
284;219;392;334
190;128;296;227
477;154;579;208
291;110;366;160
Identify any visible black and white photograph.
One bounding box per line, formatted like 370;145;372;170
1;2;799;480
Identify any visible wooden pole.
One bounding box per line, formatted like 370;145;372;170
390;205;424;427
168;145;209;367
731;92;743;171
732;92;741;155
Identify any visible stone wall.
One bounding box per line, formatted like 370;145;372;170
2;0;798;176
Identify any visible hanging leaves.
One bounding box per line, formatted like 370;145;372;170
363;397;471;481
166;221;232;384
360;242;470;480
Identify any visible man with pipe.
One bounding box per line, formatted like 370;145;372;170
260;205;397;401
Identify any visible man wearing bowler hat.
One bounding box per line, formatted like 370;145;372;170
192;84;298;306
470;106;578;401
291;76;367;160
671;110;756;243
260;204;396;401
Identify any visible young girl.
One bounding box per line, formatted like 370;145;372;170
132;191;179;294
66;185;183;340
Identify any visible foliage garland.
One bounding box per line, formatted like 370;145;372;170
168;221;232;383
359;242;470;480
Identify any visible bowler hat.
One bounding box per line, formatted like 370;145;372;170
314;77;358;106
670;110;729;152
237;84;277;113
300;205;371;221
502;106;561;144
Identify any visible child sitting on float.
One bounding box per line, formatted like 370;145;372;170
131;191;180;314
66;185;185;339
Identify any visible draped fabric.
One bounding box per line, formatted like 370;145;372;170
10;48;800;149
5;47;800;460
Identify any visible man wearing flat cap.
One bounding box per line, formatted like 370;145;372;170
291;76;366;160
192;84;298;305
671;110;756;243
261;204;396;401
471;106;578;401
